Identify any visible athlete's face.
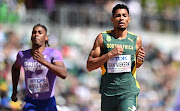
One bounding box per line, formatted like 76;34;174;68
111;9;131;30
31;26;48;47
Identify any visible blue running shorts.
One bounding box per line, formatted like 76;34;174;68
23;96;57;111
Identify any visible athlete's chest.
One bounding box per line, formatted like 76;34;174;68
105;37;136;54
22;53;52;76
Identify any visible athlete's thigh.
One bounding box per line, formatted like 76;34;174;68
45;96;57;111
23;102;37;111
101;100;116;111
23;96;37;111
101;95;116;111
38;96;57;111
117;96;137;111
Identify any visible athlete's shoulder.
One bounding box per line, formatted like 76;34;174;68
46;46;59;51
45;47;54;51
21;49;31;52
127;32;142;45
128;31;138;36
16;49;31;61
101;30;112;40
101;30;112;34
19;49;31;55
128;32;139;39
46;47;63;61
46;47;61;55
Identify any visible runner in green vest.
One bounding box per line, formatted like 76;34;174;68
86;4;145;111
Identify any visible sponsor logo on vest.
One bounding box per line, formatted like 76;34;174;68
128;38;134;43
106;36;111;42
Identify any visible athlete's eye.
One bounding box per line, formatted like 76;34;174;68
123;14;127;17
115;14;120;17
32;31;36;34
38;31;42;34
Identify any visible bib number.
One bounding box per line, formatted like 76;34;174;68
107;55;131;73
27;77;50;93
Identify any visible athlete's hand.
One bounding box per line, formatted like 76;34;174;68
11;91;18;102
33;49;46;64
137;47;145;62
108;45;124;58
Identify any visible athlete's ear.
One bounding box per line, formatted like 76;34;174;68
31;35;33;41
45;35;48;41
111;17;114;23
128;17;131;23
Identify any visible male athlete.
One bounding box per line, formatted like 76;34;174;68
86;4;145;111
11;24;67;111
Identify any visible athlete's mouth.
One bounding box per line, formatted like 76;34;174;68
34;37;40;40
119;22;125;25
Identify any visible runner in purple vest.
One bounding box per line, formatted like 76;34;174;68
11;24;67;111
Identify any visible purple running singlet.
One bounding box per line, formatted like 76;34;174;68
17;47;63;100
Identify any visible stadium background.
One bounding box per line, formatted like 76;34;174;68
0;0;180;111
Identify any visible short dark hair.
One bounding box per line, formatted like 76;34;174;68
33;24;47;32
112;4;129;17
33;24;50;47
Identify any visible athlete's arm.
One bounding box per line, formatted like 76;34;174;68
45;61;67;79
86;33;123;72
11;60;21;102
33;50;67;79
136;36;145;68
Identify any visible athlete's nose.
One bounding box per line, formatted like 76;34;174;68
120;16;124;20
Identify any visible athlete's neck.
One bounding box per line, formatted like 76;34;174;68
31;45;46;55
112;28;128;40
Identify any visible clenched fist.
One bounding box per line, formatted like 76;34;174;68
108;45;124;58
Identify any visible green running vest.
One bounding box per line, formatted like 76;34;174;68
100;30;140;98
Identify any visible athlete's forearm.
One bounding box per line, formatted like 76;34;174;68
43;61;67;79
12;65;20;93
87;53;111;72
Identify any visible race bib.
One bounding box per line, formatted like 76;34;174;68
107;55;131;73
27;77;49;93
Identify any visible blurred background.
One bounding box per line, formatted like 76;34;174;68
0;0;180;111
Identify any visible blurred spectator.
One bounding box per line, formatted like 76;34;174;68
127;0;142;30
0;0;19;23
